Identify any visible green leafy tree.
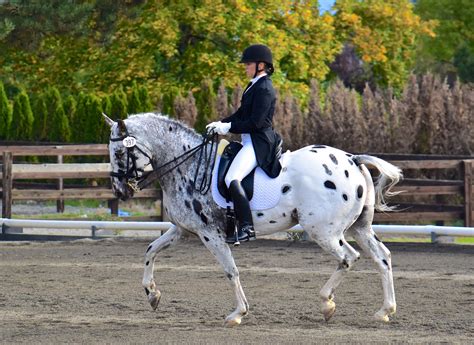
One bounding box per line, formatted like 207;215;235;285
32;93;48;141
334;0;436;89
0;81;12;140
194;78;217;133
110;86;128;120
42;87;71;142
138;84;152;112
63;95;77;129
127;81;142;114
415;0;474;79
10;90;34;141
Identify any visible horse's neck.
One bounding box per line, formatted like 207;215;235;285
146;117;203;191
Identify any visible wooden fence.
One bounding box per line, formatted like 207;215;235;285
1;144;473;227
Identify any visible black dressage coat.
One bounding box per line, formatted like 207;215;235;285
222;75;282;178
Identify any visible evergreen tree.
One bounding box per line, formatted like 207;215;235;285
194;78;217;133
32;93;48;141
128;81;142;114
84;94;104;143
138;84;153;112
110;86;128;120
161;86;180;117
0;81;12;140
10;90;34;141
102;95;112;117
63;95;77;128
73;92;88;142
47;87;71;142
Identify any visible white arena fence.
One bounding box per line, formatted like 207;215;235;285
1;218;473;240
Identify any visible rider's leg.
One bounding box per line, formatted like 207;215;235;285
225;135;257;243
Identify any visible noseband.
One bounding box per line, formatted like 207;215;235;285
109;120;218;195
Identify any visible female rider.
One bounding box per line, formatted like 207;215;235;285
206;44;282;244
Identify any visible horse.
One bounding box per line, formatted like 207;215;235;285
103;112;402;326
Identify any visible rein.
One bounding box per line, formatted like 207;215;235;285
110;120;218;195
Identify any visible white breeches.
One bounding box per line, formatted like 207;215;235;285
225;134;258;188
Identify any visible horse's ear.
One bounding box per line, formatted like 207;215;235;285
117;119;127;134
102;113;115;128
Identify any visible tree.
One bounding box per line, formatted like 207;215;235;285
127;81;142;114
194;78;217;133
42;86;71;142
32;93;48;141
10;90;34;141
415;0;474;80
110;86;128;120
333;0;436;89
0;81;11;140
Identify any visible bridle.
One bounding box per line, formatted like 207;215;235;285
109;119;218;195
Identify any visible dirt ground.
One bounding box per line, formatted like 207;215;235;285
0;237;473;344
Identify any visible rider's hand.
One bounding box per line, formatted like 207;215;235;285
206;121;231;135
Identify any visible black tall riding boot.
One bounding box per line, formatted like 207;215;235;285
226;180;256;244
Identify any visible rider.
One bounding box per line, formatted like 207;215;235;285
206;44;282;244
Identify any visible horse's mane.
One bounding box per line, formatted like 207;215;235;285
127;112;200;139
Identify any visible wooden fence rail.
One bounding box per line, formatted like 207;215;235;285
1;145;473;227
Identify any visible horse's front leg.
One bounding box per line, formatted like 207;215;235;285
142;224;182;310
198;229;249;327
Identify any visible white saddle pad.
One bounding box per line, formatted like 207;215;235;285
211;154;284;211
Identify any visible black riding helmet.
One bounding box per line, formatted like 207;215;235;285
240;44;274;77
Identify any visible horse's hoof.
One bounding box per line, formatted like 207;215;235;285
224;317;241;327
148;291;161;311
322;300;336;322
374;310;390;323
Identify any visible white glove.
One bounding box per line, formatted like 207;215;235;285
206;121;231;135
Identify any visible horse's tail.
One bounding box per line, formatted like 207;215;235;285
352;155;403;212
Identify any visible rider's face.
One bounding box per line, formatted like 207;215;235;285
245;62;256;78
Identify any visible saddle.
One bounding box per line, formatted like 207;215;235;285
217;141;255;202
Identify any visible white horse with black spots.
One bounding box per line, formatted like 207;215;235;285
104;112;402;326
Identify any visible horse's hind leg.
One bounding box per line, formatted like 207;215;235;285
197;229;249;327
142;224;182;310
347;206;396;322
315;235;361;322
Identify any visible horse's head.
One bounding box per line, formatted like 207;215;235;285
104;113;153;201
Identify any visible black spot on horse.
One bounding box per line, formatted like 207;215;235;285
257;212;264;217
353;157;361;166
310;149;318;153
227;273;233;280
146;261;150;266
345;153;352;157
182;145;186;152
203;236;210;242
324;180;337;190
344;170;349;178
192;199;203;215
169;126;173;131
186;184;193;196
177;168;182;175
374;234;381;242
329;153;338;165
313;145;326;149
357;185;364;199
146;246;152;253
282;213;286;217
269;220;277;224
382;259;389;267
323;164;332;175
282;185;291;194
184;200;191;209
339;240;343;246
200;213;208;225
348;158;354;166
178;186;182;192
342;194;348;201
282;167;287;172
144;288;150;296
